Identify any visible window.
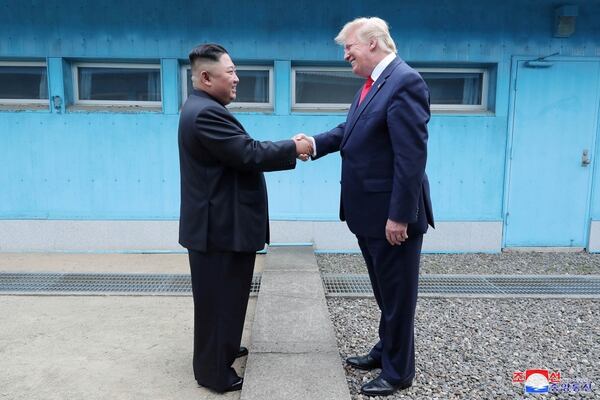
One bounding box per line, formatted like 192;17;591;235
72;63;161;107
182;65;272;110
292;67;362;111
292;65;490;113
418;68;489;112
0;61;48;105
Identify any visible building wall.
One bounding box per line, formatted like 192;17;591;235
1;0;599;251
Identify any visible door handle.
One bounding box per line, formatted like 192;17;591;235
582;149;591;166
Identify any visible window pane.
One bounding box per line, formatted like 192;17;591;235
421;72;482;105
0;66;48;100
78;67;161;102
233;70;269;103
186;68;270;104
295;70;362;104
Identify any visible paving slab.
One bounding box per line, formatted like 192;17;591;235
258;270;324;299
251;293;337;353
241;246;350;400
264;246;319;272
0;251;263;400
0;295;255;400
242;352;350;400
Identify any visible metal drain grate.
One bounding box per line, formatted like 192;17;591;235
323;274;600;298
0;273;261;296
2;272;598;298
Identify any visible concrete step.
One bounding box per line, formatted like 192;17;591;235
241;246;350;400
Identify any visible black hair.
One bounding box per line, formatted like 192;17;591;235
188;43;228;65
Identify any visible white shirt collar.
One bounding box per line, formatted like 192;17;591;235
371;52;397;82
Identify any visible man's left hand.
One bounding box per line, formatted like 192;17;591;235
385;219;408;246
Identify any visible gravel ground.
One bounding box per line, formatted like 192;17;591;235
317;252;600;275
328;297;600;399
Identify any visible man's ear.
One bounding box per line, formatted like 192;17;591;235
200;70;211;86
369;39;377;51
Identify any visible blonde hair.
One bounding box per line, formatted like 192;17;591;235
335;17;397;54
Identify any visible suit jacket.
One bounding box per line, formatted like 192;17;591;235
314;57;434;238
178;89;297;252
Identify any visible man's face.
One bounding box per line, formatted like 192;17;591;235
343;30;373;78
207;53;239;105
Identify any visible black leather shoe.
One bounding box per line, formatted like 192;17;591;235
236;346;249;358
360;376;412;396
198;377;243;393
222;377;243;392
346;354;381;370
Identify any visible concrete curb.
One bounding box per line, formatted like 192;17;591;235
241;246;351;400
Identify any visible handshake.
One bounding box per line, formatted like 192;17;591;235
292;133;314;162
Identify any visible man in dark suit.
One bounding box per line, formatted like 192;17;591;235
299;17;434;396
178;43;312;393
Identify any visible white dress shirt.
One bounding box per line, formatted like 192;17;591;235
370;52;396;82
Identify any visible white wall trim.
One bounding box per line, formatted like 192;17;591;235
0;220;503;253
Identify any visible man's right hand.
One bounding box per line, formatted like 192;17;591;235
293;134;313;160
293;133;314;161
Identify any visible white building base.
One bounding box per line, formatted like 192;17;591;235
0;220;503;253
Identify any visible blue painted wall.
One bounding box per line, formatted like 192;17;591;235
1;0;599;224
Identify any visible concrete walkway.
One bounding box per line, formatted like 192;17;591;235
0;253;260;400
241;246;351;400
0;295;255;400
0;249;350;400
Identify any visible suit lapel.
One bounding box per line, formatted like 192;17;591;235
340;57;404;149
346;90;361;121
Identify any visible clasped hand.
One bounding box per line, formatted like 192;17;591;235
292;133;312;161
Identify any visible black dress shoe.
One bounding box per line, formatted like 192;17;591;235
346;354;381;370
360;376;412;396
236;346;249;358
198;377;243;393
222;377;243;392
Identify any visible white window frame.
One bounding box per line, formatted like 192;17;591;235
0;61;48;105
182;65;273;110
292;66;360;111
72;62;162;107
417;67;489;112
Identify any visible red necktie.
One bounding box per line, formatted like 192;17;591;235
359;76;374;104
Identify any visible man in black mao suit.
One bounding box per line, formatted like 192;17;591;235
299;18;434;396
178;44;312;393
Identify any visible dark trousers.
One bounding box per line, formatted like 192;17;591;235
357;234;423;386
187;250;255;392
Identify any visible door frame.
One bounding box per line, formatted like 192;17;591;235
502;55;600;249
